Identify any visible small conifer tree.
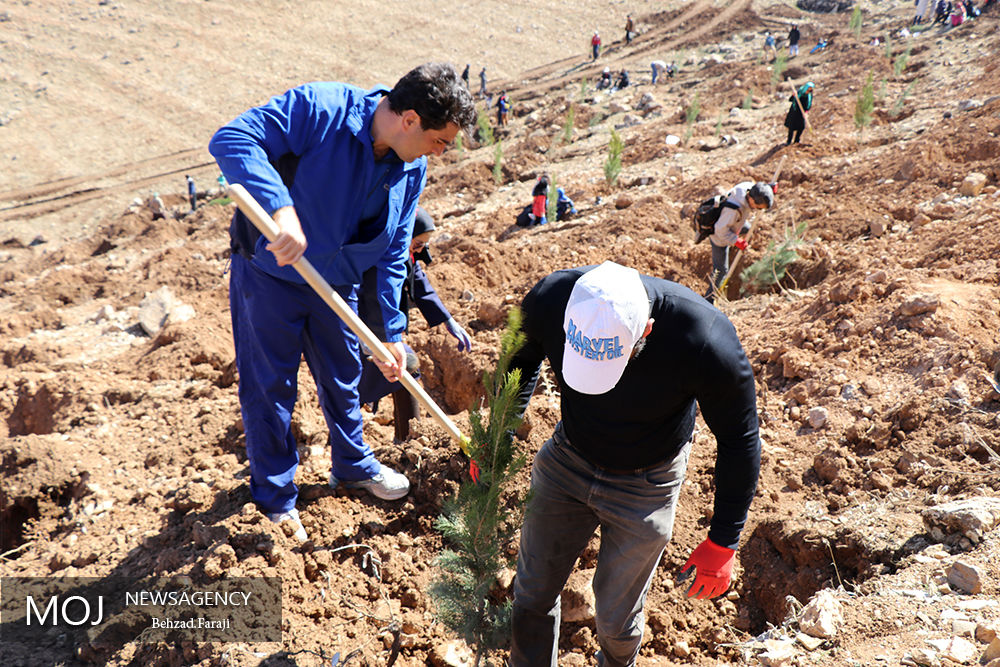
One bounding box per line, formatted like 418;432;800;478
742;88;754;110
477;109;495;146
492;141;504;184
547;177;558;223
849;5;863;39
854;72;875;140
604;129;624;186
771;51;789;86
683;93;700;144
739;221;808;295
892;46;911;78
889;80;916;118
430;311;528;667
562;104;576;144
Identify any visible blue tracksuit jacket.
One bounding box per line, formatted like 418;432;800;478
209;82;427;342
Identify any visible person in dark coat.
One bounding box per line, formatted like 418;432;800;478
186;175;197;211
507;261;760;665
357;207;471;443
615;68;630;89
783;81;813;145
788;24;801;56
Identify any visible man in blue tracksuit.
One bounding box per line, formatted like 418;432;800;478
209;63;476;541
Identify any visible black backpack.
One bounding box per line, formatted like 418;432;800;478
692;195;740;243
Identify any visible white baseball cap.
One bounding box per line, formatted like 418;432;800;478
562;262;649;395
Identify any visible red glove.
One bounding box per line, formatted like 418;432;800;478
469;459;481;484
680;539;736;599
769;181;778;194
733;238;748;251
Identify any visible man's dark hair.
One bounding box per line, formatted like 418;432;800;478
388;63;477;133
748;182;774;208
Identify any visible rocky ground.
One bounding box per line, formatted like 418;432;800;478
2;1;1000;666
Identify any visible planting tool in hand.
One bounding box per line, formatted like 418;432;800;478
789;81;812;133
228;184;478;472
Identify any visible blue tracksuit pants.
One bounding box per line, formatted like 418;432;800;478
229;254;380;513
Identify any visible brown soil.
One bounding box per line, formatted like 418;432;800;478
3;1;1000;666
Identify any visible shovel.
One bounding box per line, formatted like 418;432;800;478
227;184;476;466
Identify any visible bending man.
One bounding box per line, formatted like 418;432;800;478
508;261;761;666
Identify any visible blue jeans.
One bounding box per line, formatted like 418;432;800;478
510;423;692;667
229;254;379;513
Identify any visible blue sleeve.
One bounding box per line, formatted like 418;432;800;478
209;83;344;215
411;262;451;328
375;169;427;342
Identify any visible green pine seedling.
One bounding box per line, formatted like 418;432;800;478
604;129;624;186
492;141;504;185
430;310;528;667
854;72;875;140
740;221;809;295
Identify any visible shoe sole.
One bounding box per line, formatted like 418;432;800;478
343;484;409;501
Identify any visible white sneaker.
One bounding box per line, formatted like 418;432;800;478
330;466;410;500
266;508;308;543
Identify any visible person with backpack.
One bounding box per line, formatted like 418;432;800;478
496;91;511;128
783;81;814;145
700;181;774;302
356;207;471;444
507;260;760;666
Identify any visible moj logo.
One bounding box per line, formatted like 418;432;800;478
26;594;105;626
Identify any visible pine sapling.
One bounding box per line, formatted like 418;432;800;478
892;46;911;78
547;177;558;223
562;104;576;144
683;93;700;144
477;109;494;146
739;221;808;295
492;141;504;184
854;72;875;140
430;310;528;667
889;80;917;118
604;129;624;186
849;5;863;39
771;51;789;86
